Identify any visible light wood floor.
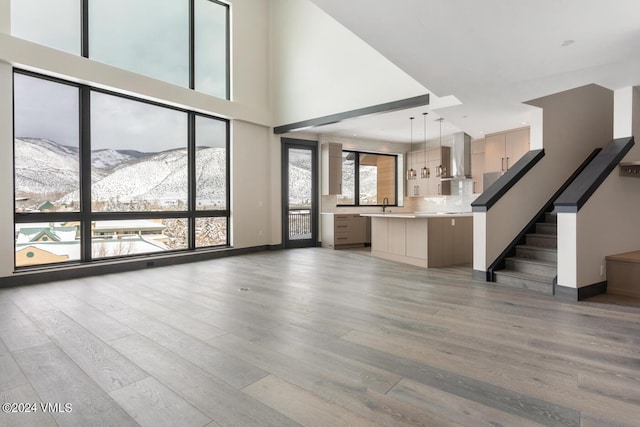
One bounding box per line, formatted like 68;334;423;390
1;248;640;426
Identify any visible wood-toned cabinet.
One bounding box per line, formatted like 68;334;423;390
471;139;485;194
484;127;529;174
321;213;369;249
406;147;451;196
322;142;342;195
370;215;472;268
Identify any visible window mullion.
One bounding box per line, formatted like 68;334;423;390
188;113;196;249
189;0;195;90
354;151;360;207
81;0;89;57
80;86;92;261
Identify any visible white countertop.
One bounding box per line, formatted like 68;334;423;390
360;212;473;218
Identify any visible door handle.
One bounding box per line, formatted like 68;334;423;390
506;157;509;170
438;183;441;195
501;157;505;171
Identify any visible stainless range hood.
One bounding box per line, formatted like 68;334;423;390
442;132;474;195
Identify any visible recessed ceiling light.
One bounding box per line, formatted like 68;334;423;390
561;39;575;47
521;121;528;125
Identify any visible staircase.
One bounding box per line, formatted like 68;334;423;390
493;212;557;294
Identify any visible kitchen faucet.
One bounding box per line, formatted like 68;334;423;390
382;197;389;212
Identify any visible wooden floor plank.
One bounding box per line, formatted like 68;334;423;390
254;322;582;427
0;338;28;393
110;333;300;427
0;383;58;427
210;332;496;427
109;376;211;427
37;289;136;342
388;377;545;427
12;343;136;426
108;307;267;388
244;375;388;427
0;298;51;352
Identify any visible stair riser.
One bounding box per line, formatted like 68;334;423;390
526;235;557;248
494;273;553;294
535;223;557;235
515;247;557;262
505;259;556;277
544;213;557;224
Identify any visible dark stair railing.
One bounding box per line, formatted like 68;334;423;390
554;137;635;213
486;147;603;283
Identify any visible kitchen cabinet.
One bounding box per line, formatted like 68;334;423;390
484;127;529;174
406;147;451;196
322;142;342;195
471;139;485;193
367;214;473;268
321;213;369;249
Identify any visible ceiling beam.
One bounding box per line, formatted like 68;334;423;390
273;94;429;134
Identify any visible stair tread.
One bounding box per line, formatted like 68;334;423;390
517;244;557;253
494;270;555;282
526;233;557;238
505;256;557;267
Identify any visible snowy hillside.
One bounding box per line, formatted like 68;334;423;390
14;138;79;198
92;148;145;171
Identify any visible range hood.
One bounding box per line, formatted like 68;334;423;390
449;132;472;178
441;132;474;195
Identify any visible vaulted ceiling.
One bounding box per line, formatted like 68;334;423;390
308;0;640;141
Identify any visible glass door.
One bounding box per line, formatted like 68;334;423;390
282;138;318;248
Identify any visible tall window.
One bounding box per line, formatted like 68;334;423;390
13;71;229;268
11;0;230;99
338;151;397;206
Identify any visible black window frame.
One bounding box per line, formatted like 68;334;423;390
337;150;399;207
13;69;230;270
12;1;230;98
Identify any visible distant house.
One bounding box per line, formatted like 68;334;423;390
14;221;173;266
92;220;169;244
37;201;55;211
16;224;79;244
15;223;80;266
16;246;69;266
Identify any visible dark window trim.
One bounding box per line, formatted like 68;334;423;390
30;0;230;100
337;150;399;207
12;69;230;271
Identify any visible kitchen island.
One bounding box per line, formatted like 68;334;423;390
361;212;473;268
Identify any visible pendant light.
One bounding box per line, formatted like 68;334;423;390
436;118;446;177
421;112;430;178
407;117;417;180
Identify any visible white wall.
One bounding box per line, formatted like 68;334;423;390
232;121;273;248
0;62;13;277
474;84;614;272
0;0;278;279
557;86;640;288
269;0;427;126
232;0;270;113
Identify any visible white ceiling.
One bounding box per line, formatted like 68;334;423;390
307;0;640;143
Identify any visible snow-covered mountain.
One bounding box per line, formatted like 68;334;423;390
14;138;80;198
14;138;227;211
90;147;226;208
14;137;335;211
92;148;146;172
